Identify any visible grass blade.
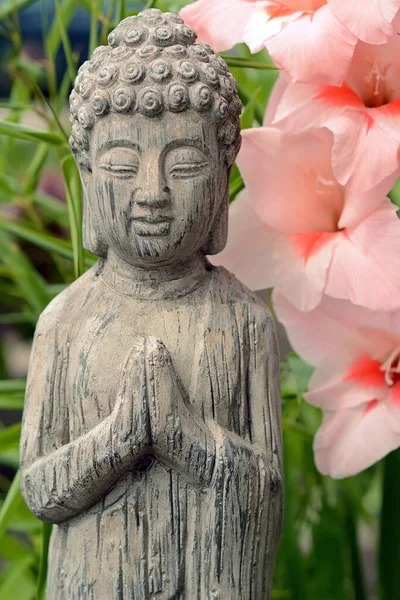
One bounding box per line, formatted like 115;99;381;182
0;220;74;261
0;232;52;317
0;379;25;410
36;522;52;600
0;121;65;146
0;0;37;20
55;0;78;86
0;470;22;541
89;0;100;55
221;56;278;71
61;154;84;278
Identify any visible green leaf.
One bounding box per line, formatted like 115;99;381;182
32;193;68;226
55;0;78;86
89;0;100;55
0;532;34;562
379;449;400;600
61;154;84;278
0;424;21;454
0;379;25;410
229;176;244;203
240;87;262;130
345;504;368;600
277;434;308;598
45;0;78;58
0;379;25;393
36;522;52;600
0;102;33;111
0;220;87;263
0;313;35;326
0;470;22;541
23;144;49;196
0;232;51;317
0;0;37;21
0;173;19;197
309;501;348;600
221;56;277;71
0;556;36;600
287;353;314;400
0;121;65;146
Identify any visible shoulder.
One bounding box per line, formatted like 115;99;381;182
35;262;102;337
210;265;275;329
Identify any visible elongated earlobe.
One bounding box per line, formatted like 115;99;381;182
80;170;108;257
204;172;229;255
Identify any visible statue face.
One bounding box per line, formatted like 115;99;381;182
85;110;228;267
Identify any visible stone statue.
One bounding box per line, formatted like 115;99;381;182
20;9;283;599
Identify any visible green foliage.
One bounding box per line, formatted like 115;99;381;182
0;1;385;599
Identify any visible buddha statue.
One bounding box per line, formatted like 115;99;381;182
20;9;283;599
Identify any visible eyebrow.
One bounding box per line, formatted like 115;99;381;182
162;137;211;158
97;139;142;156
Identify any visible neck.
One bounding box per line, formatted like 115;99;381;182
101;250;210;300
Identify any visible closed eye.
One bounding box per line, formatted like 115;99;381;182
99;163;138;177
168;161;209;178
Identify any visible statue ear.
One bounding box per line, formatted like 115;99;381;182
80;169;108;258
204;171;229;256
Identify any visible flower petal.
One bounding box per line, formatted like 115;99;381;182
327;0;400;44
179;0;255;52
265;4;357;85
314;404;400;478
243;2;304;54
272;291;398;366
305;353;387;410
271;233;338;312
339;170;399;229
328;112;400;191
273;82;361;132
373;100;400;145
326;201;400;311
263;74;290;125
237;127;340;233
210;190;277;290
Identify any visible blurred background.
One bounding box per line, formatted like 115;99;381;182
0;1;388;599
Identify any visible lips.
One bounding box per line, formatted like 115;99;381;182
131;215;173;236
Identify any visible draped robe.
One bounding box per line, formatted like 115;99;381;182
20;261;283;600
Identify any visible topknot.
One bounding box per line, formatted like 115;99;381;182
69;9;242;170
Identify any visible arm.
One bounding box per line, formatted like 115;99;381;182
20;322;150;524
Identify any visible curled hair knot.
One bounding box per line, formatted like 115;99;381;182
139;87;163;116
112;88;135;112
166;83;190;113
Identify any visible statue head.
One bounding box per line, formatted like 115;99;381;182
69;9;242;267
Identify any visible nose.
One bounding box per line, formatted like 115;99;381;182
135;186;170;208
134;160;170;208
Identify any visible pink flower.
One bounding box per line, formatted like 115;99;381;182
328;0;400;44
273;16;400;190
213;127;400;312
180;1;400;85
273;291;400;477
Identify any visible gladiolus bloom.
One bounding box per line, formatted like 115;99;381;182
273;16;400;190
180;0;400;85
213;127;400;312
273;291;400;477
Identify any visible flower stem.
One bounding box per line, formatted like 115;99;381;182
378;449;400;600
